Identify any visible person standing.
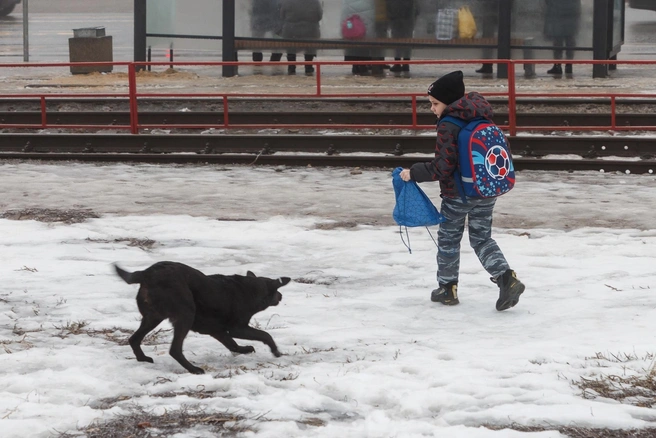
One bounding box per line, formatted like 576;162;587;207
250;0;283;65
341;0;378;76
385;0;417;75
474;0;499;76
543;0;581;76
279;0;323;75
398;71;525;311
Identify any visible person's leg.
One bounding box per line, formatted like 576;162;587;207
548;37;564;75
436;197;470;285
564;35;576;74
467;198;509;278
304;53;315;74
467;198;524;311
286;53;296;74
431;197;470;305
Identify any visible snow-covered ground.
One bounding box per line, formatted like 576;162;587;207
1;162;655;437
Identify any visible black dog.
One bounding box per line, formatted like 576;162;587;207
114;261;290;374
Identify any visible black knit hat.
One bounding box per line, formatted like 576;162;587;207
427;70;465;105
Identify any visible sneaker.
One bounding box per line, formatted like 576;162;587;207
431;282;459;305
492;270;525;311
547;64;563;76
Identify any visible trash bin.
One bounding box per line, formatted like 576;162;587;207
68;27;113;74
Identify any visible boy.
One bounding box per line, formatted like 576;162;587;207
399;70;525;311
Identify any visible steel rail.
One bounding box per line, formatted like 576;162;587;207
1;133;655;158
1;152;653;174
1;111;655;129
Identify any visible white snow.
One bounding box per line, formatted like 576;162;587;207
0;161;655;437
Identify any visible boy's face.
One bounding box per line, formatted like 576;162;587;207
428;96;447;118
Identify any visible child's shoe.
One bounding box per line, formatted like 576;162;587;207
493;270;525;311
431;281;459;305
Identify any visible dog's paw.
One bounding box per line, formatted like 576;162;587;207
235;346;255;354
189;367;205;375
137;356;154;363
272;350;282;358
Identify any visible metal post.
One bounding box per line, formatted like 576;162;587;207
496;0;512;79
134;0;147;69
592;0;609;78
22;0;29;62
222;0;236;78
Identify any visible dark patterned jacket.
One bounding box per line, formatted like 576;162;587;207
410;92;495;199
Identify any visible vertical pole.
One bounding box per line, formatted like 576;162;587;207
222;0;237;78
40;96;46;128
411;95;418;129
496;0;512;79
592;0;609;78
22;0;29;62
507;62;517;136
128;63;139;134
134;0;147;70
315;64;321;96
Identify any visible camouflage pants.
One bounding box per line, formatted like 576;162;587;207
436;196;510;285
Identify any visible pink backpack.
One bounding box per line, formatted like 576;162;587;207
342;14;366;39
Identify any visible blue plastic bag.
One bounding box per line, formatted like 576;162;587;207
391;167;446;253
392;167;445;227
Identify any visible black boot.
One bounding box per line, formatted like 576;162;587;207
304;54;315;75
565;64;573;75
287;53;296;75
547;64;563;75
431;281;459;305
252;52;263;62
390;57;403;72
476;63;493;74
492;270;525;311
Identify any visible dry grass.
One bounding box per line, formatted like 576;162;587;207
572;352;656;408
485;424;656;437
85;237;156;251
1;208;99;224
56;405;249;438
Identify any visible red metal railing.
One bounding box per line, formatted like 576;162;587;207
0;59;654;136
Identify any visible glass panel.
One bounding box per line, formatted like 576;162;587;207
612;0;624;48
511;0;593;60
146;0;223;51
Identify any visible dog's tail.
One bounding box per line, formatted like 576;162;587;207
113;263;144;284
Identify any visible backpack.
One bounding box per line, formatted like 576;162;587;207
342;14;366;39
440;116;515;201
391;167;445;253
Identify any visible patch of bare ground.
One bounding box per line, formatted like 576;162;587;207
574;352;656;408
55;405;250;438
85;237;157;251
485;425;656;437
1;208;99;224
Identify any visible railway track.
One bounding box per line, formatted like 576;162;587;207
1;110;655;128
0;97;654;172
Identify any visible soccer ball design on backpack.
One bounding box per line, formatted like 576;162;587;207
440;116;515;199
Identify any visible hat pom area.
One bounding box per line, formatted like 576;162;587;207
427;70;465;105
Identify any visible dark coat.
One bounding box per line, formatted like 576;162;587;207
280;0;322;40
410;92;496;198
543;0;581;38
251;0;282;34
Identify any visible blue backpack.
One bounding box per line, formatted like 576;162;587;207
440;116;515;201
391;167;445;253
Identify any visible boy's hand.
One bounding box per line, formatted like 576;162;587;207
399;169;412;181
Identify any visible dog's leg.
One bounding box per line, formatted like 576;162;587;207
169;317;205;374
228;326;281;357
129;315;164;363
210;332;256;355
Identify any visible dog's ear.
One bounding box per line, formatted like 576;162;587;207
246;271;256;278
277;277;291;287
